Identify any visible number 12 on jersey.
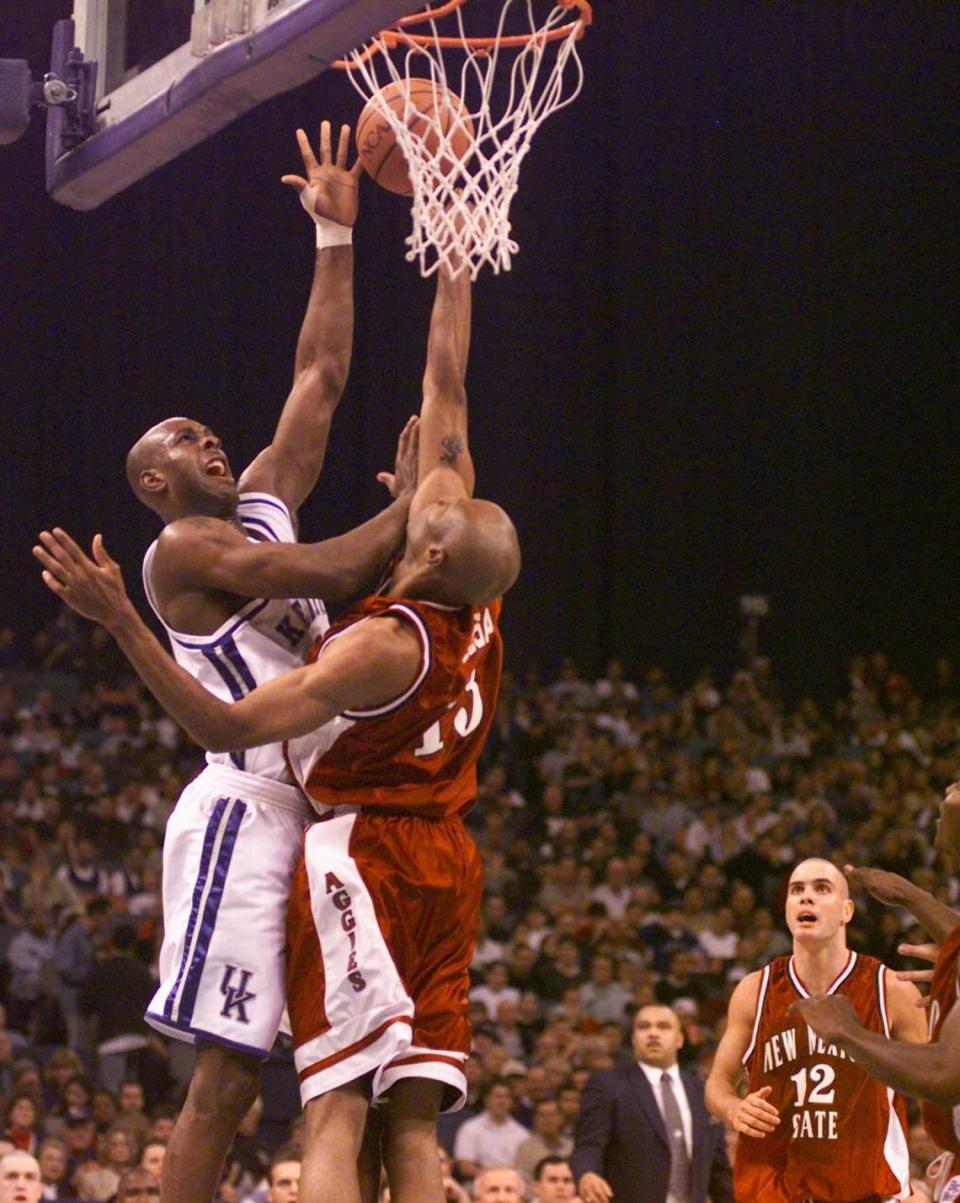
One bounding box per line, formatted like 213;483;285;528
413;670;484;758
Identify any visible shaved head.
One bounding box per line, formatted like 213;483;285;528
401;494;520;606
789;858;849;900
125;419;186;507
437;498;521;605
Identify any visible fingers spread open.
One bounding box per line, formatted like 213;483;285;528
296;128;319;173
319;118;332;164
336;122;351;169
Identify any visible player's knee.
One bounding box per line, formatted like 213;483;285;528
190;1046;261;1120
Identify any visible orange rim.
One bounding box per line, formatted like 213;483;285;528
333;0;592;68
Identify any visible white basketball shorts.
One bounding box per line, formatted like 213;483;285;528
145;763;310;1058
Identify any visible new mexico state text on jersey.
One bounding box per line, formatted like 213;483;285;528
735;952;910;1202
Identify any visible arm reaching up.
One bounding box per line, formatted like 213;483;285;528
240;121;364;513
412;268;475;512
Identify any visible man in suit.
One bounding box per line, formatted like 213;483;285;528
571;1005;732;1203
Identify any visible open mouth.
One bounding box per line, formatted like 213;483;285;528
797;911;817;926
203;456;232;480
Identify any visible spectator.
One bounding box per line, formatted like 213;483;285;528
60;1112;98;1183
90;1090;118;1135
20;861;79;918
116;1085;144;1119
5;910;55;1035
470;963;520;1020
696;908;738;968
589;860;632;921
113;1167;159;1201
0;1150;43;1203
578;956;631;1025
2;1095;43;1156
555;1085;581;1139
52;907;94;1059
514;1099;573;1184
78;926;157;1095
103;1124;138;1180
531;1156;577;1202
35;1137;73;1201
40;1052;84;1117
410;1147;465;1203
137;1142;164;1185
262;1148;300;1203
454;1083;530;1181
472;1166;525;1203
55;838;112;904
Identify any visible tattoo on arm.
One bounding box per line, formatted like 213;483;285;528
439;434;465;465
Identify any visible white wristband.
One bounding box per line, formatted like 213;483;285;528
299;184;353;248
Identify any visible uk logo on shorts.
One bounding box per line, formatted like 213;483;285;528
220;966;257;1022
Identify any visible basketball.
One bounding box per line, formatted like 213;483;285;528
355;79;475;196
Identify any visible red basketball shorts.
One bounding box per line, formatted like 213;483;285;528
286;806;482;1110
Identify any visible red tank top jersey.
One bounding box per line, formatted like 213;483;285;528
287;595;503;819
921;924;960;1155
734;952;910;1202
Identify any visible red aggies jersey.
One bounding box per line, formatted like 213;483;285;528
285;595;503;819
922;924;960;1156
735;952;910;1202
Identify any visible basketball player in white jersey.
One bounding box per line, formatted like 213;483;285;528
103;123;417;1203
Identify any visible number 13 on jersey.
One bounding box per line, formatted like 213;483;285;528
413;670;484;757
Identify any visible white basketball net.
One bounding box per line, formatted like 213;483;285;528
340;1;591;279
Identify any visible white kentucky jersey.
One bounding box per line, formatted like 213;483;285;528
142;493;329;781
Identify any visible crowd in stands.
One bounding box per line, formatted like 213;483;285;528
1;608;958;1200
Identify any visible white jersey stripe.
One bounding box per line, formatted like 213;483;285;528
743;963;771;1066
162;795;245;1023
240;516;282;542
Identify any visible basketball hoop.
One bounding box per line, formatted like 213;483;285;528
335;0;593;279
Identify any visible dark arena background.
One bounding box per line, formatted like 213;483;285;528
1;3;958;694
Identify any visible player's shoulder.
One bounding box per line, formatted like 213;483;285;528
581;1063;633;1094
150;515;241;580
729;967;766;1007
155;514;236;553
325;609;425;670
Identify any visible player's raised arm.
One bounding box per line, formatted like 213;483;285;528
844;864;960;945
35;530;422;752
412;266;475;511
239;121;364;513
705;972;781;1137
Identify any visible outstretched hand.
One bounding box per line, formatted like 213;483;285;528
843;864;912;907
282;120;363;227
33;529;131;629
790;993;861;1044
377;415;420;499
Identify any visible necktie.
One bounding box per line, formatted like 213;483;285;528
660;1071;691;1203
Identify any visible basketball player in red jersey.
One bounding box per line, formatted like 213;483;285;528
35;264;520;1203
795;787;960;1200
705;858;926;1202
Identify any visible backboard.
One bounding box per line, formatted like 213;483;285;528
47;0;417;210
